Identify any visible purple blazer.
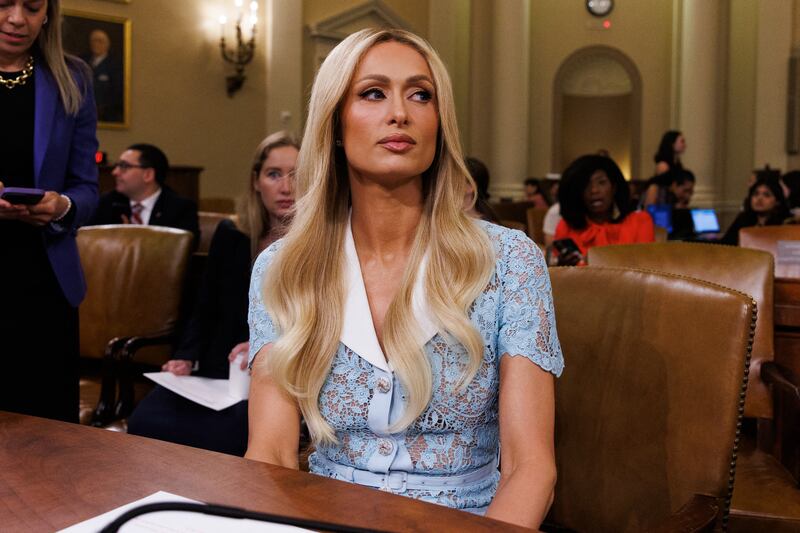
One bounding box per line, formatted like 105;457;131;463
35;61;99;307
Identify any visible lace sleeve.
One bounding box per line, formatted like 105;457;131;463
497;230;564;376
248;242;281;366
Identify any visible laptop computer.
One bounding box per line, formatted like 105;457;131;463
690;208;721;234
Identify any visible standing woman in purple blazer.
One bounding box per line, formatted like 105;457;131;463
0;0;99;423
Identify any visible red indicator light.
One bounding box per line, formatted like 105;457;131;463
95;151;103;164
603;20;611;29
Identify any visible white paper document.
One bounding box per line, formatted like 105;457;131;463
59;490;312;532
143;373;245;411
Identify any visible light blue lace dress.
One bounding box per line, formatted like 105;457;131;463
248;220;564;513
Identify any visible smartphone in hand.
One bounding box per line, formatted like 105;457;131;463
0;187;45;205
553;238;581;256
553;238;584;266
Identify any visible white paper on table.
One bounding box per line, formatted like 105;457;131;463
58;490;312;532
143;372;245;411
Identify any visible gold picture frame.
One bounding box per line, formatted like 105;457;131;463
62;10;132;129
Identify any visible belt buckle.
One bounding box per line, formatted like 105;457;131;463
380;471;408;494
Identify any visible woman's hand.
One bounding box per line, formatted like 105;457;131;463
162;359;193;375
19;191;69;226
0;182;30;221
228;342;250;370
557;250;583;266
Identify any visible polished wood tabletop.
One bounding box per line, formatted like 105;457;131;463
0;412;525;532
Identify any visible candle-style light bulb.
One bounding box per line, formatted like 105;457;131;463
234;0;244;7
219;15;227;39
250;1;258;12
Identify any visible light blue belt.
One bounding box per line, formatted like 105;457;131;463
314;453;499;494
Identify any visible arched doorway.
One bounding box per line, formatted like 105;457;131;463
552;46;642;180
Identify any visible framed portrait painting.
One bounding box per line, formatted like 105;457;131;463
61;11;131;129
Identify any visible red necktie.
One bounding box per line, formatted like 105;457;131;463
131;203;144;225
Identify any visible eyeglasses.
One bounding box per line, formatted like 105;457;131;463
113;161;148;171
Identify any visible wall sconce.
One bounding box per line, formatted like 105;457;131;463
219;0;258;97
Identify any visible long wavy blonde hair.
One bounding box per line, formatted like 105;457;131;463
236;131;300;260
255;28;494;444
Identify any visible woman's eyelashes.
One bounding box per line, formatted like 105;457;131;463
359;87;385;100
411;89;433;102
357;87;433;103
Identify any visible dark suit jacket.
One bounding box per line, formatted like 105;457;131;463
91;186;200;245
35;59;99;307
174;219;250;378
83;55;123;122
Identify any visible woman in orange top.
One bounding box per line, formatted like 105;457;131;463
554;155;654;265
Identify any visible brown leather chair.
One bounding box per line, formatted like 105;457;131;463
548;267;755;532
740;225;800;278
491;201;532;234
77;225;194;426
736;226;800;531
587;242;800;530
526;206;548;244
499;219;526;233
197;211;237;254
654;225;668;242
588;242;774;421
198;196;235;213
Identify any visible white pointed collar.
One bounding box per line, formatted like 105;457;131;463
341;216;439;373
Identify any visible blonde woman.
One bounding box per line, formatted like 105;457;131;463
128;132;298;455
246;29;563;529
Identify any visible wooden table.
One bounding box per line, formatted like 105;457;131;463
0;412;524;532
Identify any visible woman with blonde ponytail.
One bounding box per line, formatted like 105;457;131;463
246;29;563;529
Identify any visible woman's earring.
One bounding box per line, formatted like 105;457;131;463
612;202;621;219
43;16;49;24
335;139;343;147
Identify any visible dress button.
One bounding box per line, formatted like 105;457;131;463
376;377;391;394
378;439;394;456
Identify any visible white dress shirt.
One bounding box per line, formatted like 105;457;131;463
131;188;162;225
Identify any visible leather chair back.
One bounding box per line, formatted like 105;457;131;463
77;225;194;360
198;196;235;213
587;242;774;419
740;225;800;279
499;219;526;233
526;206;548;244
491;201;532;234
654;225;668;242
549;267;755;532
198;211;237;254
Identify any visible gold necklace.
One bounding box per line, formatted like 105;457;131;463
0;56;34;90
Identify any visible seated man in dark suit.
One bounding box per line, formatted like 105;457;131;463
91;144;199;245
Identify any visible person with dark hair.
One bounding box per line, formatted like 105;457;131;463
720;177;791;245
643;130;687;207
642;167;696;210
654;130;685;175
523;177;549;208
464;156;499;222
669;168;695;208
91;143;199;243
0;0;99;423
554;155;654;265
